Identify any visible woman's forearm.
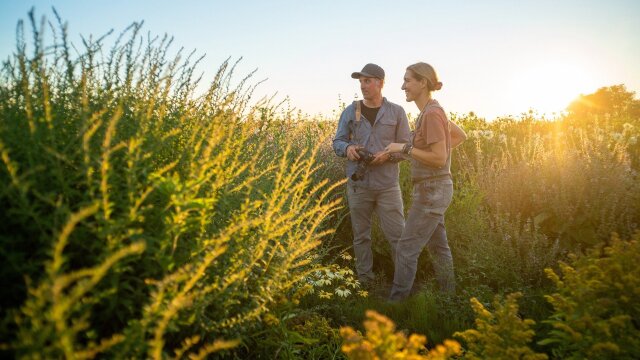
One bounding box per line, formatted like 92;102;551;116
385;141;447;168
410;140;447;168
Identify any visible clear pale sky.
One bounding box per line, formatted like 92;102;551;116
1;0;639;120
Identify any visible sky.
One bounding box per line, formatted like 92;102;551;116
1;0;639;120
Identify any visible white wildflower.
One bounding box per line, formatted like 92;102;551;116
315;278;332;286
335;286;352;298
345;278;360;289
332;270;345;280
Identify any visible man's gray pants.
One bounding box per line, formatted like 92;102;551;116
346;182;404;283
389;179;455;301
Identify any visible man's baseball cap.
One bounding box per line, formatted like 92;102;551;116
351;63;385;80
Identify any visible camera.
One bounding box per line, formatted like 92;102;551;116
351;149;375;181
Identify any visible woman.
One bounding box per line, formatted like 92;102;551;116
384;62;466;301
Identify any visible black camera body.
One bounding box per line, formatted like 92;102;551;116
351;149;375;181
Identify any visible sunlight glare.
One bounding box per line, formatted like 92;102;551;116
506;62;595;116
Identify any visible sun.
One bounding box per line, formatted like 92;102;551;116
506;61;595;116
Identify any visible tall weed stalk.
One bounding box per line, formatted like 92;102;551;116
0;10;341;358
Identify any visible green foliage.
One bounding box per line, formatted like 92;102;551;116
0;10;341;358
454;293;548;360
448;181;560;293
541;233;640;359
12;204;146;359
238;310;344;359
383;291;473;346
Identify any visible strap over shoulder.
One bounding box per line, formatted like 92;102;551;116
416;101;446;130
354;100;361;122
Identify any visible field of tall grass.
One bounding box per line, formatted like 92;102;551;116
1;11;639;359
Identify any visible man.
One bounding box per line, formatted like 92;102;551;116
333;63;411;286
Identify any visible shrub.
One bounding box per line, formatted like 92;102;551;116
454;292;547;360
340;310;461;360
240;310;343;359
454;113;640;249
0;10;341;358
448;181;560;292
541;233;640;359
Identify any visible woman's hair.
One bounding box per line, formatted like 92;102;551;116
406;62;442;91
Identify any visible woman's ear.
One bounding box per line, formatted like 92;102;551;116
423;78;433;91
421;78;429;90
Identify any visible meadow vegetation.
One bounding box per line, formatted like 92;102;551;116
1;11;639;359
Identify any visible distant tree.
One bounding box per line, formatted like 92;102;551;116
567;84;640;120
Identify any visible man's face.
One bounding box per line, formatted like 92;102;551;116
359;77;383;100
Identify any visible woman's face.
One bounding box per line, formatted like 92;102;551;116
401;70;423;102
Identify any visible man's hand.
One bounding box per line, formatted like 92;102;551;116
370;150;391;165
346;145;362;161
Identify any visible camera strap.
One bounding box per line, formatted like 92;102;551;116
354;100;362;123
